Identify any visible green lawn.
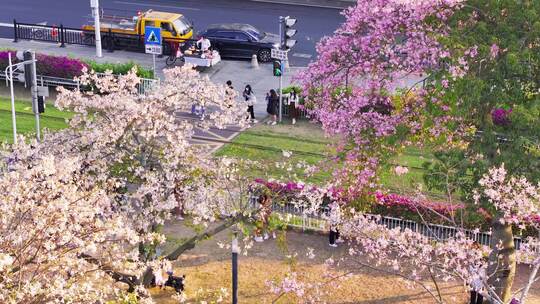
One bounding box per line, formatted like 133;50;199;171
0;97;72;143
214;120;438;194
215;121;334;184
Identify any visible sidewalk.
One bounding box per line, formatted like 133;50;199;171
0;38;304;120
0;38;306;152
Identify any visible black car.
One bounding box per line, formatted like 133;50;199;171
199;23;280;62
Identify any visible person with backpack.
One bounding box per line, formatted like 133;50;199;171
243;84;257;123
266;89;279;125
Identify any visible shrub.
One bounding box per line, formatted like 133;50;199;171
84;60;154;79
0;51;87;79
0;50;154;80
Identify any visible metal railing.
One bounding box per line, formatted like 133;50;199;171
13;20;94;47
0;71;159;95
270;202;524;250
280;95;309;119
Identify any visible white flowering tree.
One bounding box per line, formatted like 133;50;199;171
0;66;266;302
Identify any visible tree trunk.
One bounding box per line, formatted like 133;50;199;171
487;219;516;303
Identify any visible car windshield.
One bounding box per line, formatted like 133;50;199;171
173;16;191;36
244;26;264;41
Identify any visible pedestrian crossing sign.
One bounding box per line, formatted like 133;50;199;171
145;26;161;46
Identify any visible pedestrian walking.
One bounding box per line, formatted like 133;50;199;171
287;90;299;125
266;89;279;125
225;80;235;108
254;194;272;242
469;262;485;304
243;84;257;123
191;103;205;120
327;201;344;247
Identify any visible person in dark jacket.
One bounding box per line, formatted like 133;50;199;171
266;89;279;125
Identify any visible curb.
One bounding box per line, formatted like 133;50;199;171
249;0;354;9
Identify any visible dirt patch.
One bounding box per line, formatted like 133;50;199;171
151;220;540;303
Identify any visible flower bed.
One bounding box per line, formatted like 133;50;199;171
0;51;154;80
254;178;471;224
0;51;87;79
373;192;464;215
491;108;512;126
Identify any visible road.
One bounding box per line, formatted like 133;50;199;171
0;0;345;66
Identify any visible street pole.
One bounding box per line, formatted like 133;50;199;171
30;51;40;142
153;53;156;77
279;64;283;123
7;53;17;145
232;230;239;304
90;0;102;58
278;16;283;123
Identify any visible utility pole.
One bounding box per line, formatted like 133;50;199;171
278;16;297;123
26;51;40;141
231;229;239;304
278;16;283;123
7;53;17;144
90;0;103;58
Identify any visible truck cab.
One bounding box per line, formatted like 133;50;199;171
82;10;193;54
138;11;193;41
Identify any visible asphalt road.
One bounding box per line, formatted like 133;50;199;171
0;0;345;66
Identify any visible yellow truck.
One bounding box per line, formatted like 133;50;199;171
82;10;194;55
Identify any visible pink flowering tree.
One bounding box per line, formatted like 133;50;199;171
297;0;465;197
297;0;540;302
261;165;539;303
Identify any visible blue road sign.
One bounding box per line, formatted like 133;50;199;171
145;26;161;46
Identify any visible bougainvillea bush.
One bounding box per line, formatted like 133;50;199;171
0;51;154;80
0;51;88;79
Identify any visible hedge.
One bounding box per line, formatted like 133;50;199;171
0;51;154;80
84;60;154;79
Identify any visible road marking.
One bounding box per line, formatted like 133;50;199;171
292;53;312;59
0;22;14;27
250;0;346;10
114;1;201;11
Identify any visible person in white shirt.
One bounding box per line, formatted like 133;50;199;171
196;36;211;52
243;84;257;123
469;262;485;304
286;90;300;125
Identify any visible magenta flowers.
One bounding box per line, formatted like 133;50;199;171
491;108;512;126
374;191;464;215
0;51;88;79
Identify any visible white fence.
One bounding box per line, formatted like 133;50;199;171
1;71;159;95
270;202;523;250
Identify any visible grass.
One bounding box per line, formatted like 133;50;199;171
0;97;72;143
215;119;438;194
215;120;335;184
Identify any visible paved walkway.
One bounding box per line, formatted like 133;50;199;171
0;38;305;152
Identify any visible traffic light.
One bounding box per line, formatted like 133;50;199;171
23;50;33;88
280;16;297;50
37;96;45;113
273;60;282;77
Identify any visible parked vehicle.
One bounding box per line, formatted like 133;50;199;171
199;23;280;62
82;10;193;55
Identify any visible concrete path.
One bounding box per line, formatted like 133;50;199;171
0;38;306;152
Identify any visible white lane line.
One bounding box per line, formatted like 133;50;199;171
114;1;201;11
250;0;345;10
0;22;14;27
292;53;312;58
